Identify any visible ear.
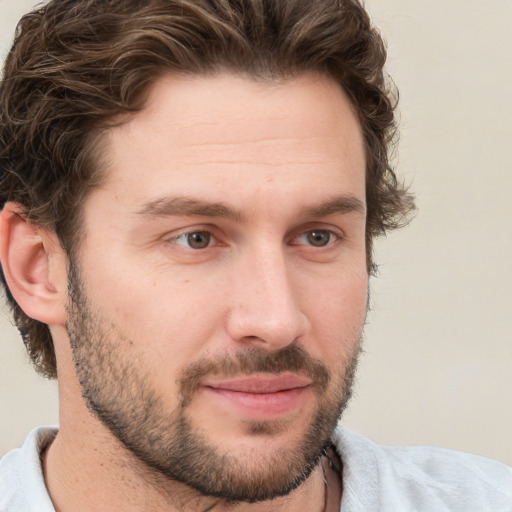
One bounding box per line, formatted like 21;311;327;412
0;202;68;326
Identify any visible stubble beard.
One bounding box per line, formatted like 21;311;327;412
66;262;363;503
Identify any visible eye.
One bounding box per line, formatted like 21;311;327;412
294;229;339;247
173;231;213;249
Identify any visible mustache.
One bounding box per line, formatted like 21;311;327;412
177;345;331;407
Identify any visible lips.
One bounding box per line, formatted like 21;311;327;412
200;373;312;419
203;374;312;393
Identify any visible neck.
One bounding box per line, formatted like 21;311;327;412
42;420;332;512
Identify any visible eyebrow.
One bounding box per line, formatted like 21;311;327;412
136;197;246;222
136;194;365;221
304;196;366;218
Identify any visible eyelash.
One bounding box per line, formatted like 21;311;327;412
169;227;343;250
172;230;216;250
291;229;342;248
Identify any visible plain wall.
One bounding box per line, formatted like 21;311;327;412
1;0;511;464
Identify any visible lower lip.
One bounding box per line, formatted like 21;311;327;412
202;386;310;420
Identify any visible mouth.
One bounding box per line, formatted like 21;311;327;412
200;373;313;419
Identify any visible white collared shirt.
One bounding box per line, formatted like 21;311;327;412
1;426;511;511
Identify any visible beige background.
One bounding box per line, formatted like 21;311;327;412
1;0;511;464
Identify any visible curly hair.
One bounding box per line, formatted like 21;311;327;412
0;0;414;378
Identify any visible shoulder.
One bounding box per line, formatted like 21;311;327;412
0;426;57;512
332;427;512;512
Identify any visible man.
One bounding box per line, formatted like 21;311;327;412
0;0;510;511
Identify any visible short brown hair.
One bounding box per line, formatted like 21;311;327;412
0;0;414;379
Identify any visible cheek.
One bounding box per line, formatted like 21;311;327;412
302;266;367;358
82;261;226;369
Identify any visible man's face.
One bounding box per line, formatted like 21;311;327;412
66;73;368;501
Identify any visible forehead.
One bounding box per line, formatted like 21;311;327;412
95;72;366;213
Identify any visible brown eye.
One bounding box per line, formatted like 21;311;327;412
306;230;332;247
186;231;212;249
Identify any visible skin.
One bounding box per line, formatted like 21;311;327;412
9;72;368;511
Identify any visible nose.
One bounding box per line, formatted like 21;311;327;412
225;246;310;350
